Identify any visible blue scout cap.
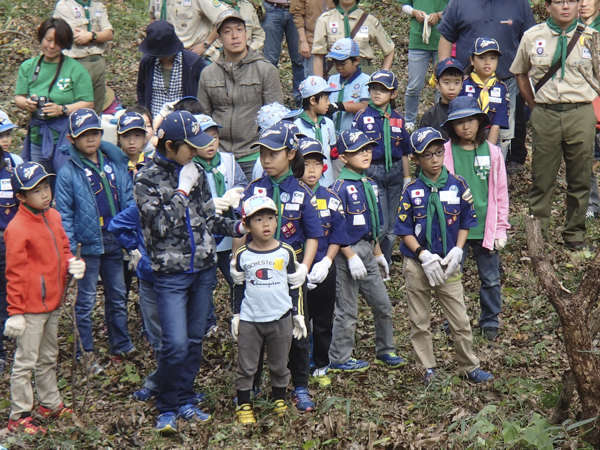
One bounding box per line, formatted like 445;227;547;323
410;127;446;155
435;57;464;78
242;195;278;220
117;112;147;135
69;108;103;138
251;120;302;151
11;161;55;193
326;38;360;60
297;136;325;158
194;114;223;131
442;96;491;129
157;110;215;149
473;37;502;56
0;111;18;134
337;129;374;155
366;69;398;90
299;76;339;99
255;103;302;132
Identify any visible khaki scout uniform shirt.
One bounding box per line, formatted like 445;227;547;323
149;0;229;49
510;22;598;104
312;8;394;59
54;0;113;58
290;0;335;46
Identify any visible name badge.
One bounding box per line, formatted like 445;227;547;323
0;192;12;198
95;9;102;17
583;47;592;59
491;87;501;97
292;191;305;204
183;0;192;6
1;179;11;191
489;97;502;103
475;156;491;167
319;208;331;217
440;191;459;204
356;25;369;38
285;203;300;211
353;214;366;226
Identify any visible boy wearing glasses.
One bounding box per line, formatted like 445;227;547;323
393;127;493;385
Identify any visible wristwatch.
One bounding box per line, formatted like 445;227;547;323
414;246;424;259
91;31;98;41
61;105;69;116
203;41;211;49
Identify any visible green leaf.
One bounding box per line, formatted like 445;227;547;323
57;378;68;389
322;439;339;446
372;437;391;446
128;373;140;382
565;417;597;431
502;421;520;444
303;440;317;450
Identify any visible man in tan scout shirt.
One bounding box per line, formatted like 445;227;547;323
53;0;114;115
510;0;598;249
311;0;394;76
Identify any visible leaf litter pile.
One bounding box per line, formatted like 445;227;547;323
0;0;597;449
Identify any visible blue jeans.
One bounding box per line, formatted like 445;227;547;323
261;1;304;106
405;49;438;124
153;266;216;414
461;240;502;329
139;279;161;392
29;142;56;191
303;55;314;78
0;236;7;360
75;231;133;355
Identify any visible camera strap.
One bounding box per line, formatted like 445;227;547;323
30;54;66;103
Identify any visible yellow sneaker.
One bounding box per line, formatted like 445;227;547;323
236;403;256;424
273;399;287;416
310;367;332;388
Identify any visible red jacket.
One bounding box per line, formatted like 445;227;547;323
5;206;73;315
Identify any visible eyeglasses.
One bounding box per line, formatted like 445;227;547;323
551;0;578;5
418;149;444;160
349;147;373;156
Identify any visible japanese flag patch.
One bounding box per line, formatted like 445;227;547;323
363;116;375;124
466;85;475;93
411;189;424;198
347;185;358;194
254;187;267;197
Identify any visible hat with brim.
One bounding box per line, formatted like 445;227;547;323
11;161;55;193
157;110;215;149
255;103;303;132
117;111;147;135
139;21;184;58
410;127;446;154
195;114;223;131
102;87;115;112
299;76;339;99
298;136;325;158
337;129;374;155
251;120;302;152
69;108;103;138
0;111;18;134
472;37;502;56
215;9;246;33
442;97;491;130
366;69;398;90
326;38;360;60
242;195;278;220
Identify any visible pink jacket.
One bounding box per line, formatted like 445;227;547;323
443;141;510;250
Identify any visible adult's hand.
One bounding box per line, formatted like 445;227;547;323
412;9;427;23
73;28;93;45
428;12;440;26
299;40;311;59
41;102;64;117
190;42;208;56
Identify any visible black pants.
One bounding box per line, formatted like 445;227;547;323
508;92;528;165
307;262;336;369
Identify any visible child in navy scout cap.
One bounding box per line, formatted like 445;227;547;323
352;69;412;265
328;129;404;373
297;136;349;387
393;127;493;385
117;111;152;179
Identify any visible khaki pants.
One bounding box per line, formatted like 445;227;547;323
10;310;62;420
79;56;106;115
404;257;479;373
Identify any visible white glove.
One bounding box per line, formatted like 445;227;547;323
419;250;445;287
230;259;245;284
307;282;317;290
292;314;308;339
308;257;332;285
177;162;199;196
128;249;142;271
231;314;240;341
441;246;463;278
403;177;412;190
4;314;26;339
494;239;507;250
374;254;390;281
288;262;308;289
158;100;177;119
222;187;245;209
211;197;230;215
68;257;86;280
347;254;367;280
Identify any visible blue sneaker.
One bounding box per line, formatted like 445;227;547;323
375;352;407;369
132;387;158;402
156;412;177;435
467;368;494;383
178;404;211;422
291;387;315;412
329;358;370;372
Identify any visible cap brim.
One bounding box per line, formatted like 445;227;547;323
250;139;287;151
473;49;502;56
18;173;56;191
413;137;446;154
341;140;373;154
326;51;351;60
283;109;303;119
71;125;104;138
0;124;18;133
442;110;491;129
117;125;147;135
322;86;340;93
243;204;278;220
366;80;395;90
185;134;215;150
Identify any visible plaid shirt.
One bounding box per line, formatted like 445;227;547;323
150;51;183;118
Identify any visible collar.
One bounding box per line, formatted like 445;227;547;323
128;153;148;169
335;7;363;19
339;67;363;86
153;150;182;169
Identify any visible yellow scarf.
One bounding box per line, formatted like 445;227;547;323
470;72;497;114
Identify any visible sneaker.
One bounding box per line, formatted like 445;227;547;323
0;357;5;374
375;352;407;369
178;404;211;422
80;352;103;375
155;412;177;435
236;403;256;424
205;324;218;338
109;346;136;364
291;387;315;412
328;358;370;372
586;210;599;220
310;367;331;388
424;368;436;386
132;387;158;402
7;416;47;435
192;392;205;404
506;161;523;175
38;403;73;419
467;368;494;383
482;327;499;341
273;399;287;416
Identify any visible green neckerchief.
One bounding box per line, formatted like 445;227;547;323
159;0;167;20
582;14;600;32
270;167;294;240
334;81;347;133
74;0;92;32
547;17;577;79
24;203;44;215
311;182;320;193
336;4;359;37
299;111;324;144
338;166;380;242
80;150;117;218
222;0;240;11
368;100;393;172
418;166;449;256
194;153;225;197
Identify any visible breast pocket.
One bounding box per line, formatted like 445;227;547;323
237;77;261;106
204;79;229;107
346;202;366;215
443;205;460;228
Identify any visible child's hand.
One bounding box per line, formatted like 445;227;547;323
230;259;245;284
231;314;240;341
494;239;507;250
222;187;245;209
440;247;463;278
211;197;229;215
68;257;86;280
347;254;367;280
288;262;308;289
419;250;445;287
177;162;199;196
308;257;332;285
4;315;26;339
292;315;308;339
128;250;142;271
374;254;390;281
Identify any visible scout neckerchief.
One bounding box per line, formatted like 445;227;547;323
222;0;240;11
336;4;359;37
338;166;379;241
334;68;362;133
452;141;491;180
368;100;393;172
270;167;294;240
159;0;167;20
470;72;497;114
74;0;93;32
418;166;449;256
299;111;324;144
81;150;117;217
581;14;600;32
547;17;577;79
311;182;320;193
195;153;226;197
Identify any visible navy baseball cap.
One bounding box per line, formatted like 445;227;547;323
473;37;502;56
442;96;491;129
435;58;464;78
157;110;215;149
337;129;374;155
367;69;398;90
326;38;360;60
117;112;147;135
69;108;103;138
250;120;302;151
410;127;446;155
11;161;55;193
298;136;325;158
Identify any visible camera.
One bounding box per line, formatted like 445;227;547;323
29;95;48;118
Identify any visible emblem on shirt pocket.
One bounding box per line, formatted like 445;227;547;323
292;191;305;204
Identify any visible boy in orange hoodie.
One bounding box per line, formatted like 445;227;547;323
3;162;86;435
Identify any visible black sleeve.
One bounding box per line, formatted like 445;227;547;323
136;56;150;106
285;246;301;315
233;250;245;314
